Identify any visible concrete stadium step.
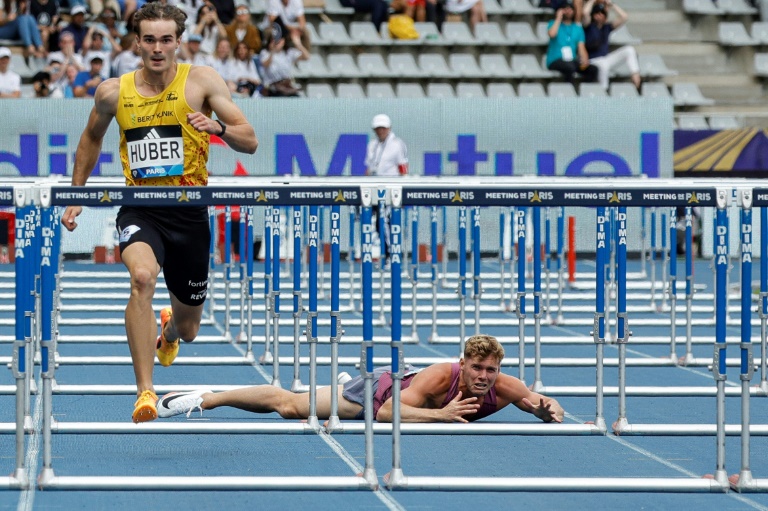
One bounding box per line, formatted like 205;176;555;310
666;73;764;105
625;10;700;41
637;42;733;74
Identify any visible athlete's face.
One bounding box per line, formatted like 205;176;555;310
460;355;500;399
137;19;180;74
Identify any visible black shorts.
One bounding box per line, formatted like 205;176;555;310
116;206;211;306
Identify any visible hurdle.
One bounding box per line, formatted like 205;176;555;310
31;181;378;491
382;179;764;493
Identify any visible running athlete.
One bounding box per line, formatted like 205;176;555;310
156;335;565;424
60;2;258;424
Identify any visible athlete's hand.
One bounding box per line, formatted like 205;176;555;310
187;112;221;136
522;397;564;423
61;206;83;232
441;391;480;423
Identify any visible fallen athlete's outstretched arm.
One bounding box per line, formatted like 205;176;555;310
62;78;120;232
191;65;258;154
495;373;564;423
375;364;481;423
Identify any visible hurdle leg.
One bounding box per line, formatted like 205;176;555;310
259;207;273;364
660;211;668;312
409;207;419;342
245;206;255;361
555;207;564;324
388;192;405;488
593;207;608;432
472;206;482;337
207;207;217;320
441;206;449;289
760;206;768;393
458;206;467;357
360;189;377;487
613;207;631;434
291;206;307;393
270;206;281;388
544;207;552;323
429;206;439;342
712;189;729;487
347;206;357;311
681;207;695;365
223;205;232;341
531;207;544;392
237;206;247;342
499;208;507;311
326;204;343;432
649;208;657;310
515;207;526;385
733;190;756;491
306;205;320;430
376;199;386;326
668;208;678;363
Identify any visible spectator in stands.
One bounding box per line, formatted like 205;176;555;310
88;0;121;18
82;27;115;78
0;0;47;60
30;0;60;53
582;0;640;91
172;0;200;36
110;31;140;76
193;1;226;54
0;46;21;97
47;31;85;82
339;0;388;31
31;69;51;96
209;0;235;24
225;1;260;54
258;23;307;97
230;39;260;96
50;61;79;96
177;31;215;65
211;35;237;81
61;5;90;53
264;0;309;51
443;0;486;32
545;0;596;84
91;7;127;54
73;52;104;96
404;0;428;23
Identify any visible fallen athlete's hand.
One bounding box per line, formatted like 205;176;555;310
187;112;222;136
441;391;480;423
522;397;564;423
61;206;83;232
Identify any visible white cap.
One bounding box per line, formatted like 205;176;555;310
0;47;11;59
70;5;88;15
372;114;391;129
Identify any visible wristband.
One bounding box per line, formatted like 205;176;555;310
216;119;226;137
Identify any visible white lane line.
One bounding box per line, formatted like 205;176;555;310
212;313;405;510
567;412;768;511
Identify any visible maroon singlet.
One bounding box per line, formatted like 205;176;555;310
373;363;498;421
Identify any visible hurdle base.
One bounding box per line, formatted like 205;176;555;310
258;351;273;364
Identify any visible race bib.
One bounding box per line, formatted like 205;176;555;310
125;125;184;179
561;46;573;62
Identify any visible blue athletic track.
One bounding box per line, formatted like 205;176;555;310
2;252;768;511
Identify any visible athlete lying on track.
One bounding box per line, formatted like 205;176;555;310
157;334;565;423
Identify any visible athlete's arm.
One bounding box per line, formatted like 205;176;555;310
494;373;564;423
375;364;480;423
61;78;119;232
190;65;258;154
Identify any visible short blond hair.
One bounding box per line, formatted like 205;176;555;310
463;335;505;364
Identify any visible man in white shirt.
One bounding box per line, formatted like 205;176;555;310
0;47;21;98
365;114;408;177
365;113;408;260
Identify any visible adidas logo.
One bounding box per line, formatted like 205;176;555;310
144;128;161;140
